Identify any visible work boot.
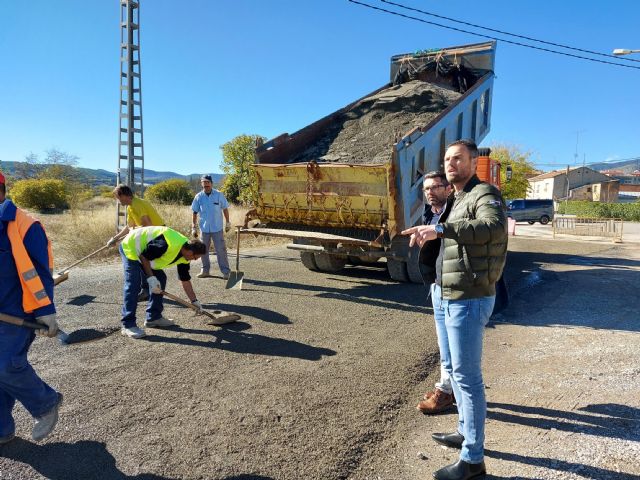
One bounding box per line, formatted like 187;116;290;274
121;326;146;339
0;432;15;444
144;317;175;328
431;431;464;449
32;393;63;442
417;389;455;414
197;271;212;278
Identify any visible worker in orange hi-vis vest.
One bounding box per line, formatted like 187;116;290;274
0;171;64;444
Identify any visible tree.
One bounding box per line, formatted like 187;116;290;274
220;134;265;205
489;144;537;199
145;179;194;205
10;178;68;211
37;149;90;207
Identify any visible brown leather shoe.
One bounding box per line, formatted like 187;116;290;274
423;389;436;400
417;389;455;414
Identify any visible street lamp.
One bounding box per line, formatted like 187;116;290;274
612;49;640;55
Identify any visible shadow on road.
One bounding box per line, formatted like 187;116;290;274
223;476;275;480
488;402;640;441
243;272;431;315
493;249;640;332
485;448;638;479
0;439;173;479
144;323;336;361
163;300;291;325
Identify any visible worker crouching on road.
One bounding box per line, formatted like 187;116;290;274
119;226;206;339
0;172;63;444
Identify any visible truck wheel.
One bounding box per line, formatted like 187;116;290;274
387;258;410;282
314;253;347;272
405;244;424;284
539;215;550;225
300;252;319;271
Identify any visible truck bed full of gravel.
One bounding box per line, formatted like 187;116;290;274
289;80;461;165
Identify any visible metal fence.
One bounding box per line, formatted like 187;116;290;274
553;215;623;242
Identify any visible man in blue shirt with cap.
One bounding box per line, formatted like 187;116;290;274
191;174;231;279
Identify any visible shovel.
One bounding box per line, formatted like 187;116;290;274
54;243;112;286
225;226;244;290
0;312;118;345
161;290;240;325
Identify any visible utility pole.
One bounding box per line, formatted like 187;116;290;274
116;0;145;231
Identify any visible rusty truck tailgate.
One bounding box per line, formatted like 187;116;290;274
254;162;397;232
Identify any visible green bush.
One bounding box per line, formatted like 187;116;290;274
9;179;68;212
557;200;640;222
145;179;194;205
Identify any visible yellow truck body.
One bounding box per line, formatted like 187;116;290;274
254;162;397;232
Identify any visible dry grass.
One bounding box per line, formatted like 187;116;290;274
36;198;285;269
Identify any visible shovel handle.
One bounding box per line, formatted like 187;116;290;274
235;226;241;271
0;312;47;330
160;290;218;321
56;243;111;276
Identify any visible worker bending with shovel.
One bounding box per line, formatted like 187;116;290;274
119;226;207;339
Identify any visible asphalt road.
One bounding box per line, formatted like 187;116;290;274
0;246;439;480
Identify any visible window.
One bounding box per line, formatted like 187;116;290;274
457;112;463;139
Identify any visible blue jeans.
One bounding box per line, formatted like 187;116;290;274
119;245;166;328
431;283;495;464
200;231;230;275
0;322;59;436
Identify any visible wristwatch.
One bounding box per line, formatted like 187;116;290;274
435;224;444;238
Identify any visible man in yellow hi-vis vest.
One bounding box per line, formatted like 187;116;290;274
119;226;206;339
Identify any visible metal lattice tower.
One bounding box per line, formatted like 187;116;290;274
116;0;145;230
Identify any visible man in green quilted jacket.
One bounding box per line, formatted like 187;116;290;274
402;139;507;480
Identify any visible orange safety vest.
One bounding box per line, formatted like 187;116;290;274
6;208;54;313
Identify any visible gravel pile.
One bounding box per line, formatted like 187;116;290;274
289;80;461;165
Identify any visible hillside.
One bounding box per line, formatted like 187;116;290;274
0;161;225;187
589;158;640;173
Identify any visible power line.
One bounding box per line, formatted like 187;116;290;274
380;0;640;64
347;0;640;71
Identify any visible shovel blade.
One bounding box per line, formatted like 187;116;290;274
53;272;69;286
225;271;244;290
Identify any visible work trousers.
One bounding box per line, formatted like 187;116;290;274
200;231;230;275
0;322;59;437
431;283;495;464
119;245;166;328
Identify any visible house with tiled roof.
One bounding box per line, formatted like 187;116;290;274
527;166;619;202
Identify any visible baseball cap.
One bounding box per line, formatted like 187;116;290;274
200;174;213;182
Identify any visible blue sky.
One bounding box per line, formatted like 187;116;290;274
1;0;638;175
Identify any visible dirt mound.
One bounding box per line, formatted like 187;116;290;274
289;81;462;164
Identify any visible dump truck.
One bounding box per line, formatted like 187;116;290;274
244;41;498;283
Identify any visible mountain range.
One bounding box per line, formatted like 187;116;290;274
0;161;225;187
586;158;640;174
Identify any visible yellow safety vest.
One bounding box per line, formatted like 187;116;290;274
121;226;189;270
